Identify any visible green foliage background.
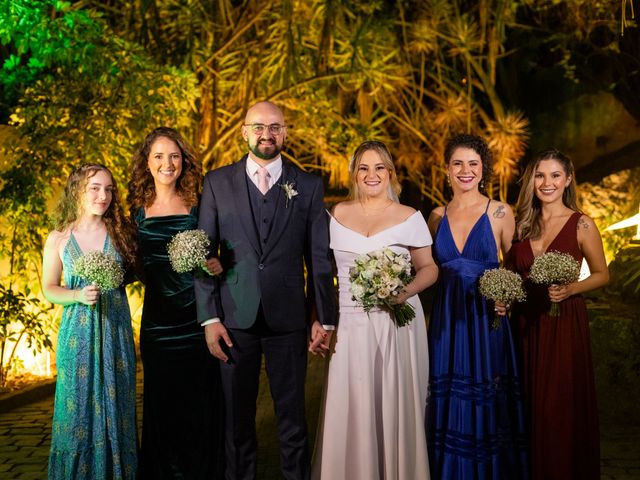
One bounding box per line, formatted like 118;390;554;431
0;0;638;378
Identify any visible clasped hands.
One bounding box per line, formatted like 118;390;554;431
205;320;333;362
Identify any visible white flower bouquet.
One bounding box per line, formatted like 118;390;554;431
349;247;415;327
74;251;124;292
478;268;526;329
528;250;580;316
167;229;212;275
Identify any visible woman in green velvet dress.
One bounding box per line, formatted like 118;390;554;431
128;127;224;479
43;164;138;479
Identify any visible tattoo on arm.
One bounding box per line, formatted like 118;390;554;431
493;205;505;219
577;218;590;230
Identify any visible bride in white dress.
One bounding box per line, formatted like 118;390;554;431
312;141;438;480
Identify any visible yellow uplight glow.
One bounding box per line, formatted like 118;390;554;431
605;209;640;240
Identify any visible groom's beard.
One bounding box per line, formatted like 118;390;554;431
248;137;283;160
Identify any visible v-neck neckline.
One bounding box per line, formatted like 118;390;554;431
528;212;576;258
69;230;109;256
444;213;487;256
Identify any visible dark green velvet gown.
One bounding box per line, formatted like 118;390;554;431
135;207;223;479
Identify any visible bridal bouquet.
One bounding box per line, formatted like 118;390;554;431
349;247;415;327
528;250;580;316
74;251;124;292
167;229;212;275
478;268;526;329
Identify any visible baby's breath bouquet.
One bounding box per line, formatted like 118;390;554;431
74;251;124;292
349;247;415;327
478;268;526;329
529;250;580;316
167;229;212;275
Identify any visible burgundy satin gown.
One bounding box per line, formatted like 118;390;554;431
509;211;599;480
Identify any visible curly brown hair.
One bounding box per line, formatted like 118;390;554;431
53;164;137;268
128;127;202;217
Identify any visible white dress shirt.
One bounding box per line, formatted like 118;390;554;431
245;155;282;190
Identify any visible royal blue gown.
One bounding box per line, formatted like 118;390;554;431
427;200;528;479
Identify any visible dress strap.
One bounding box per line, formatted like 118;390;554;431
443;204;448;216
484;199;491;213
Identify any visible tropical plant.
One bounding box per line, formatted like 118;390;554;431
609;244;640;299
0;283;52;388
86;0;530;203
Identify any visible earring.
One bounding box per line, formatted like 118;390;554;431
479;179;485;190
446;175;451;186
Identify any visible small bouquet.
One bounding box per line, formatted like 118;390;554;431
167;229;212;275
528;250;580;316
349;247;415;327
74;251;124;292
478;268;526;329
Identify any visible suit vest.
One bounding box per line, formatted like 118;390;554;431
246;174;279;252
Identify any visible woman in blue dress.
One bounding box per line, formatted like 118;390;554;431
426;134;528;479
128;127;224;479
42;164;138;479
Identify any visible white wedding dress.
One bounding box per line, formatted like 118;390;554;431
312;211;432;480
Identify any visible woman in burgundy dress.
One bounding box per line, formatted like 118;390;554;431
508;148;609;480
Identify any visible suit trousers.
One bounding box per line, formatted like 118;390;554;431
220;306;309;480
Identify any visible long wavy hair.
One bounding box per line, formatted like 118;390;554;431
444;133;492;195
515;148;581;241
53;164;137;268
128;127;202;217
348;141;401;201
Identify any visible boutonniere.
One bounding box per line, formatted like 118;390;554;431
279;181;299;208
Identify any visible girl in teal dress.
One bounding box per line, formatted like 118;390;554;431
42;164;138;479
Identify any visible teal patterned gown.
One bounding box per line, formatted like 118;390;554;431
48;233;137;479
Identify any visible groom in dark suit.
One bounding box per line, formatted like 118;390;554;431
194;101;337;480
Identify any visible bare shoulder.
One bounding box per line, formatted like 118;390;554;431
331;200;355;218
427;206;445;232
576;214;601;240
45;230;68;248
490;201;514;220
395;203;417;218
577;214;597;230
44;230;71;259
429;205;445;221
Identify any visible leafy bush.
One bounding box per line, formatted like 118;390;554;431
0;283;53;387
608;244;640;300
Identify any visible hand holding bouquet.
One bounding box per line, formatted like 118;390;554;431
478;268;526;329
167;229;212;275
528;251;580;316
74;251;124;292
349;247;415;327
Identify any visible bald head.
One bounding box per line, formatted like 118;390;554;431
242;101;287;163
244;101;285;124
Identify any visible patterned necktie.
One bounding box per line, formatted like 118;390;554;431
257;166;270;195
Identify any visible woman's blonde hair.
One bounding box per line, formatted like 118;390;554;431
348;141;401;201
53;164;137;268
515;148;581;241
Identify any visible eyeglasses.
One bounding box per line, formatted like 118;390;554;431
244;123;286;135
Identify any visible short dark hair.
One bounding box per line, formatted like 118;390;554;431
444;134;492;193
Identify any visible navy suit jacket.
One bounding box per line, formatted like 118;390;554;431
194;156;337;331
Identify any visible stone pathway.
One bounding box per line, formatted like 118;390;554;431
1;353;639;479
0;354;327;479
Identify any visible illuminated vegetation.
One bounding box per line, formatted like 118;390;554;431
0;0;638;380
